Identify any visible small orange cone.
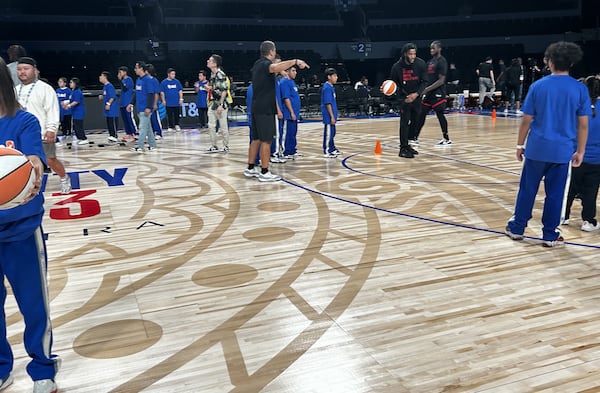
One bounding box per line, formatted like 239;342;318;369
374;139;382;155
491;108;497;119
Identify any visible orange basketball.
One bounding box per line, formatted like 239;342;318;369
0;146;36;210
381;79;397;96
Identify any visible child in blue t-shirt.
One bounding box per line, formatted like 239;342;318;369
321;68;340;158
564;76;600;231
505;41;591;247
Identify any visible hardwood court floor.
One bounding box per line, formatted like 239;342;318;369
6;112;600;392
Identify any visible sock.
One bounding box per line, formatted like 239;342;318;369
247;164;255;170
261;167;268;174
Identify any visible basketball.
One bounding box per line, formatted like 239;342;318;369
381;80;397;96
0;146;36;210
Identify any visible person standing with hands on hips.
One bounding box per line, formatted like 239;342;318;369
505;41;590;247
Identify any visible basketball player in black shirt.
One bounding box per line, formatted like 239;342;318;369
389;42;427;158
415;40;451;146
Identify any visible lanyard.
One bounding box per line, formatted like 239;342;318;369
18;81;37;111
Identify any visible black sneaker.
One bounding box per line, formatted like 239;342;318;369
408;146;419;155
399;147;414;158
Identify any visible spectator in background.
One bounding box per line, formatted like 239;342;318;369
476;56;495;109
194;70;209;128
117;66;137;142
160;67;184;132
6;44;26;86
503;58;524;115
65;77;88;144
98;71;119;143
55;77;72;139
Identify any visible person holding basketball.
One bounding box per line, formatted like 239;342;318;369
0;57;60;393
389;42;427;158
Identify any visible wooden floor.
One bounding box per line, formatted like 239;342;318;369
6;111;600;392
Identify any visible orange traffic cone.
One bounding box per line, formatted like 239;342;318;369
491;108;497;119
374;139;382;155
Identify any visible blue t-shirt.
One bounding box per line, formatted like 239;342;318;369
196;80;208;109
56;87;72;117
275;77;283;114
150;77;161;109
135;74;152;111
522;74;591;163
321;82;338;124
103;82;119;117
161;78;183;107
69;88;86;120
119;76;134;108
280;77;301;120
0;110;46;241
583;108;600;164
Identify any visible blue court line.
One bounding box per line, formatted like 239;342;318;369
282;160;600;250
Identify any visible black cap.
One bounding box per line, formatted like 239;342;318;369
17;57;37;67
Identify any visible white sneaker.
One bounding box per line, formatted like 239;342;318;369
435;139;452;146
221;145;229;153
130;147;144;153
167;128;174;132
175;125;182;132
581;221;600;232
323;153;337;158
408;139;419;146
155;135;162;140
515;110;524;116
503;108;509;113
107;136;118;142
60;176;71;195
77;139;89;145
269;156;286;163
206;146;219;153
33;379;57;393
561;219;570;225
0;373;13;391
243;167;260;178
258;170;282;182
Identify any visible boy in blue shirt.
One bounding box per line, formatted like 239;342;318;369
505;41;590;247
321;68;340;158
281;65;302;158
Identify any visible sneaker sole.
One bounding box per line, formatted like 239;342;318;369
504;227;524;241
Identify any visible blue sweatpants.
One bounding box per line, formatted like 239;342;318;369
323;124;337;154
283;119;298;156
0;227;58;381
508;158;570;241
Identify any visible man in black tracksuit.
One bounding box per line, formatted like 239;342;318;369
389;42;428;158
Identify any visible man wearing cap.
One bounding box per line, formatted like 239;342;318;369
16;57;71;194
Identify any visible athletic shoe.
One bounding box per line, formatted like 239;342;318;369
323;153;337;158
147;146;157;152
243;167;260;178
504;226;524;241
331;149;342;156
0;373;13;391
399;147;414;158
515;110;524;116
206;146;219;153
504;108;509;113
435;139;452;146
130;147;144;153
167;128;174;132
155;135;162;140
542;236;564;248
408;139;419;146
60;176;71;195
581;221;600;232
221;145;229;153
33;379;57;393
258;170;282;182
121;135;133;142
270;156;286;163
107;136;118;142
561;219;570;225
175;125;182;132
77;139;89;145
408;146;419;155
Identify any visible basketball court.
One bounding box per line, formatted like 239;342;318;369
5;112;600;392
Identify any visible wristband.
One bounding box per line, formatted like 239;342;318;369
516;145;525;149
